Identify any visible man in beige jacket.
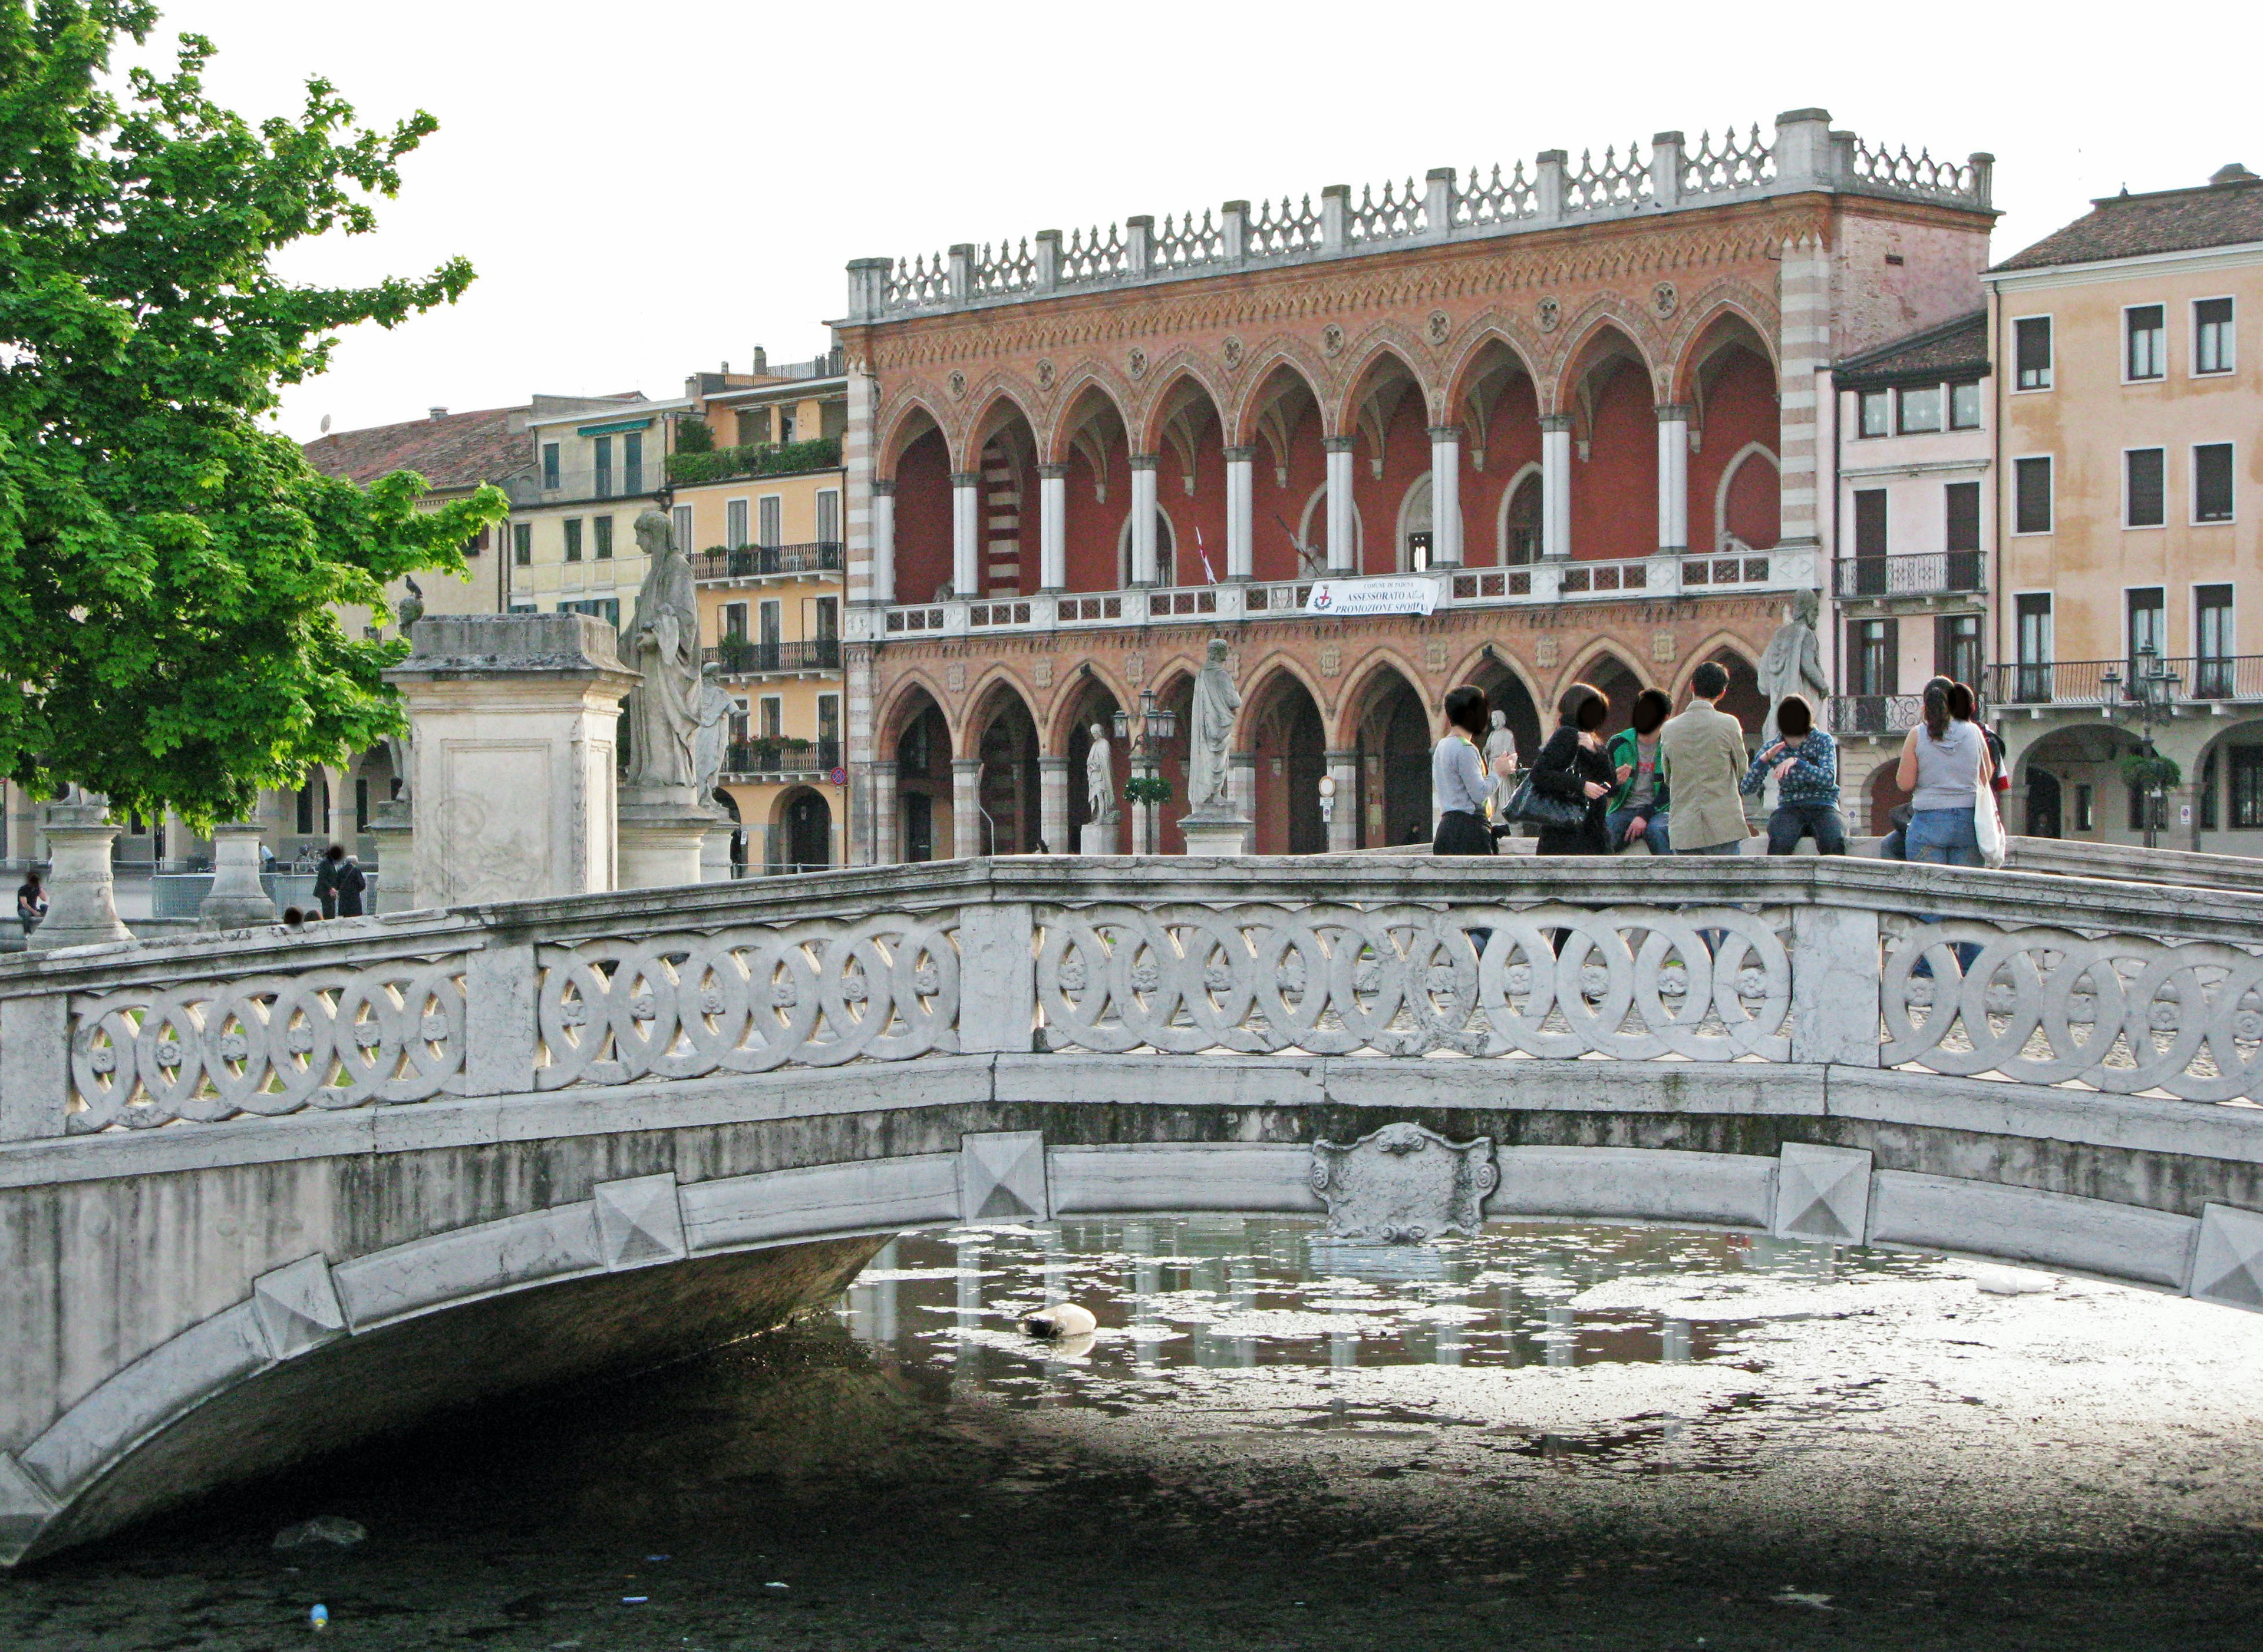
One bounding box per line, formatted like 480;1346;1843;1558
1658;660;1751;855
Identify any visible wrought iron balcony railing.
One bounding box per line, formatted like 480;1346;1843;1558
1834;551;1985;600
1986;656;2263;707
704;637;842;675
690;542;843;581
723;738;842;777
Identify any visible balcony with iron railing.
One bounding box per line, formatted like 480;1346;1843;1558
1988;657;2263;709
705;637;842;676
1833;551;1985;602
722;738;842;778
690;542;844;582
1828;695;1931;737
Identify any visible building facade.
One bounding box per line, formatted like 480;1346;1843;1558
1988;166;2263;848
832;109;1996;861
1824;312;1993;831
673;353;850;871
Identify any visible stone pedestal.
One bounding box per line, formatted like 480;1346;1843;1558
364;801;414;914
1179;812;1251;857
700;826;737;883
31;799;133;950
610;780;714;890
384;614;638;908
197;820;278;930
1080;820;1119;855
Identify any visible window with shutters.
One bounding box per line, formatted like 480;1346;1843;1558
2125;304;2166;381
2195;444;2235;523
2127;589;2166;682
815;596;839;642
593;435;613;499
672;505;694;558
819;694;840;749
2196;585;2235;697
2015;594;2054;702
816;489;840;544
513;523;532;566
758;495;783;547
622;432;643;494
593;515;613;559
2125;449;2166;527
2014;457;2053;534
1849;618;1897;698
760;696;783;741
726;498;750;549
2014;316;2052;390
2196;298;2236;375
1944;481;1981;590
1849;489;1888;596
1936;613;1981;688
563;518;583;562
542;442;560;489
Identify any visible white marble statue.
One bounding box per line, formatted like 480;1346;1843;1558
1483;708;1519;817
1086;722;1119;824
690;663;735;810
1757;587;1832;746
1188;639;1242;815
621;510;701;791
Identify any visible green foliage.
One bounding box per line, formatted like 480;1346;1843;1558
2119;749;2182;795
673;415;714;454
0;2;505;828
666;437;842;486
1123;774;1173;807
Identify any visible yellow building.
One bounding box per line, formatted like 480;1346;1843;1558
504;391;692;627
1989;163;2263;849
670;349;849;871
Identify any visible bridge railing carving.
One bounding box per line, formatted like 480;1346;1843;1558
11;857;2263;1138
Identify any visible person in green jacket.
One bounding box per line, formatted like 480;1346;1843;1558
1602;688;1673;854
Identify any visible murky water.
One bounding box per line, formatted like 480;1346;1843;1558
9;1218;2263;1650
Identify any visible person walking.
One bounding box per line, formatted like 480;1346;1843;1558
1431;686;1500;857
1529;684;1616;856
313;844;346;920
1604;688;1673;855
16;870;46;939
1742;694;1845;854
334;853;368;917
1658;661;1752;857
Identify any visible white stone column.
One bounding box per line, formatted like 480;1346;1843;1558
951;471;981;596
1324;437;1358;573
1540;415;1573;560
1230;752;1258;837
32;795;131;949
1224;446;1255;579
951;757;984;858
1428;425;1463;567
1038;465;1068;592
1129;456;1160;586
1325;749;1360;853
869;762;899;865
1655;404;1690;553
199;820;278;928
1038;756;1070;854
870;480;897;605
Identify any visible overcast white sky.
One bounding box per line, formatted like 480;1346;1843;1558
141;1;2258;444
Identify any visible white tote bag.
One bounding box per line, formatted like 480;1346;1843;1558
1974;784;2007;869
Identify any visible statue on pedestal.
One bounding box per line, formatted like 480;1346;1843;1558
691;663;736;811
1757;587;1832;747
1483;708;1518;818
1086;722;1118;825
1187;638;1242;817
621;510;701;795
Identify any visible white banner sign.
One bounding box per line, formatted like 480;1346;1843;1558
1301;576;1439;618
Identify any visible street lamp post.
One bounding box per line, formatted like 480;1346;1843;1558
2100;644;2182;850
1113;688;1179;855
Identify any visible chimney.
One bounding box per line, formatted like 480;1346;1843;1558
428;406;448;420
751;345;768;374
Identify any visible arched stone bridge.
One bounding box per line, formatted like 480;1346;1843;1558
6;853;2263;1565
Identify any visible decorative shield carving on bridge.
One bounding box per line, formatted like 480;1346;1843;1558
1309;1123;1497;1243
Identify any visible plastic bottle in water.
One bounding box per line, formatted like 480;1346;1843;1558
310;1604;329;1630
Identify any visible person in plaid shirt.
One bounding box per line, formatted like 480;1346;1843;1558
1740;694;1845;855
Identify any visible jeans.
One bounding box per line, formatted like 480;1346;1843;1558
1906;806;1982;974
1604;805;1670;855
1766;802;1847;856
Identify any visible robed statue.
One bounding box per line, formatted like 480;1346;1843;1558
1483;708;1519;818
622;510;701;792
1757;587;1832;747
1187;639;1242;815
1086;722;1119;824
690;663;736;810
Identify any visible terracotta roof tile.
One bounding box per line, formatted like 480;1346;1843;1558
1833;311;1990;387
1995;174;2263;270
302;405;530;490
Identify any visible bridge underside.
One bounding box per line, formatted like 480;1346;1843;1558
6;1054;2263;1566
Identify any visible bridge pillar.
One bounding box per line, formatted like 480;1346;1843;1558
197;821;278;929
29;797;130;951
1038;757;1069;858
384;614;637;906
952;758;982;858
1789;905;1881;1067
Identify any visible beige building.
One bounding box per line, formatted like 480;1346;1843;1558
504;391;688;627
1990;164;2263;848
671;351;849;870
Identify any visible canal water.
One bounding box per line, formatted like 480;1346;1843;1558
8;1217;2263;1650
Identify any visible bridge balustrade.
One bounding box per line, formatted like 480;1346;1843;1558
10;856;2263;1141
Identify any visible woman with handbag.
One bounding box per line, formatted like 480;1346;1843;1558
1526;683;1616;856
1431;685;1500;857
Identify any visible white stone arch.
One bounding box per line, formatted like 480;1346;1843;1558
1393;472;1464;573
1713;441;1779;552
1493;461;1543;566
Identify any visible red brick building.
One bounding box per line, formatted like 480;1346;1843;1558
834;110;1995;860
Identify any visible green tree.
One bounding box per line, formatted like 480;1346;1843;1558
0;1;506;827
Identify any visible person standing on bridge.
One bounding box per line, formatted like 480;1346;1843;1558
1528;684;1616;857
1659;661;1751;858
1431;685;1501;857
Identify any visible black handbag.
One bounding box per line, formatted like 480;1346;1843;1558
1503;773;1591;832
